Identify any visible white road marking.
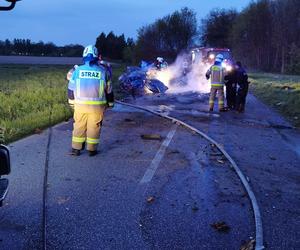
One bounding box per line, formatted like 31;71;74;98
139;125;178;184
117;100;264;250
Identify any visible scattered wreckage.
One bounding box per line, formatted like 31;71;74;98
118;63;169;95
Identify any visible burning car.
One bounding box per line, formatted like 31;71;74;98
119;63;168;96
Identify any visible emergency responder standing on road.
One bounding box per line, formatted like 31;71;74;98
155;57;168;70
206;54;227;112
66;64;78;110
236;61;249;113
98;54;112;83
68;45;114;156
224;66;237;110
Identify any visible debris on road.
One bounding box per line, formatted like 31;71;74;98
240;239;255;250
141;134;162;140
211;221;231;233
191;203;199;212
269;155;277;160
210;152;223;157
124;118;136;124
168;150;180;155
147;196;155;203
217;159;225;164
57;196;70;205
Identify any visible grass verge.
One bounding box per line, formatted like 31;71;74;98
0;63;126;143
249;72;300;127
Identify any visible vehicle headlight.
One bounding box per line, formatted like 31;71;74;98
226;65;233;72
209;54;215;60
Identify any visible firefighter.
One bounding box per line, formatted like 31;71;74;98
68;45;114;156
206;54;227;112
224;66;237;110
155;57;168;70
235;61;249;113
98;54;112;82
66;65;78;110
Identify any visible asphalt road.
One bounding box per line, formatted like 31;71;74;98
0;92;299;249
128;92;300;250
1;102;255;250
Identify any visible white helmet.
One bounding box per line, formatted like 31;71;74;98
156;57;164;63
216;54;224;61
83;45;98;59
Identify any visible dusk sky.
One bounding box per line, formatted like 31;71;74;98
1;0;251;46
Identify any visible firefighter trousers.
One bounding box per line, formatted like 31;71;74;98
72;105;105;151
209;86;224;110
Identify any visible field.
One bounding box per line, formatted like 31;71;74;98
249;73;300;127
0;64;126;143
1;65;299;143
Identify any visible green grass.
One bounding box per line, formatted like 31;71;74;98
249;72;300;127
0;63;126;143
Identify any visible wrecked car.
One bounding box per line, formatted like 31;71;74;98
119;63;168;95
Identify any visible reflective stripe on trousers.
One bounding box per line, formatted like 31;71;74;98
72;106;105;151
209;86;224;110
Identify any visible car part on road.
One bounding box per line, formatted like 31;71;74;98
141;134;162;141
116;100;264;250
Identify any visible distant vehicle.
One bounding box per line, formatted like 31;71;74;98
202;47;234;72
0;144;10;206
0;0;21;11
191;47;234;72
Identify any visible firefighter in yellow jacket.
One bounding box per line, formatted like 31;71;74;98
68;45;114;156
205;54;227;112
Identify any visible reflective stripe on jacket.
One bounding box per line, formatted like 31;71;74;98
68;63;111;106
207;65;225;87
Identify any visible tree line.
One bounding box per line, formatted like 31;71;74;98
95;32;129;60
0;39;84;57
1;0;299;74
0;33;134;61
134;7;198;62
201;0;300;74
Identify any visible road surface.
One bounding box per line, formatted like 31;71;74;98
0;92;299;250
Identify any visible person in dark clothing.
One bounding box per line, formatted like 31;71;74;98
224;68;237;110
235;61;249;113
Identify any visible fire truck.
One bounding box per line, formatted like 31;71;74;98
190;47;234;72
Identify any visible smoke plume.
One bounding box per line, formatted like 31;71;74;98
154;53;211;94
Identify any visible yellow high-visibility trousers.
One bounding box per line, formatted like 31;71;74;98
72;105;105;151
209;86;224;110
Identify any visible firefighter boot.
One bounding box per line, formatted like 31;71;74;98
88;150;98;157
71;148;80;156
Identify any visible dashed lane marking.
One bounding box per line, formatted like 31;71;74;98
139;124;178;184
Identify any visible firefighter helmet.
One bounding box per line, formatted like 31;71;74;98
156;57;164;63
83;45;98;61
216;54;224;61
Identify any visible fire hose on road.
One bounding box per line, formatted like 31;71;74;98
116;100;264;250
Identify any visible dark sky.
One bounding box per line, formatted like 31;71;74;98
0;0;251;46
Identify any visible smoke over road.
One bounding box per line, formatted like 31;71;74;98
154;53;211;94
